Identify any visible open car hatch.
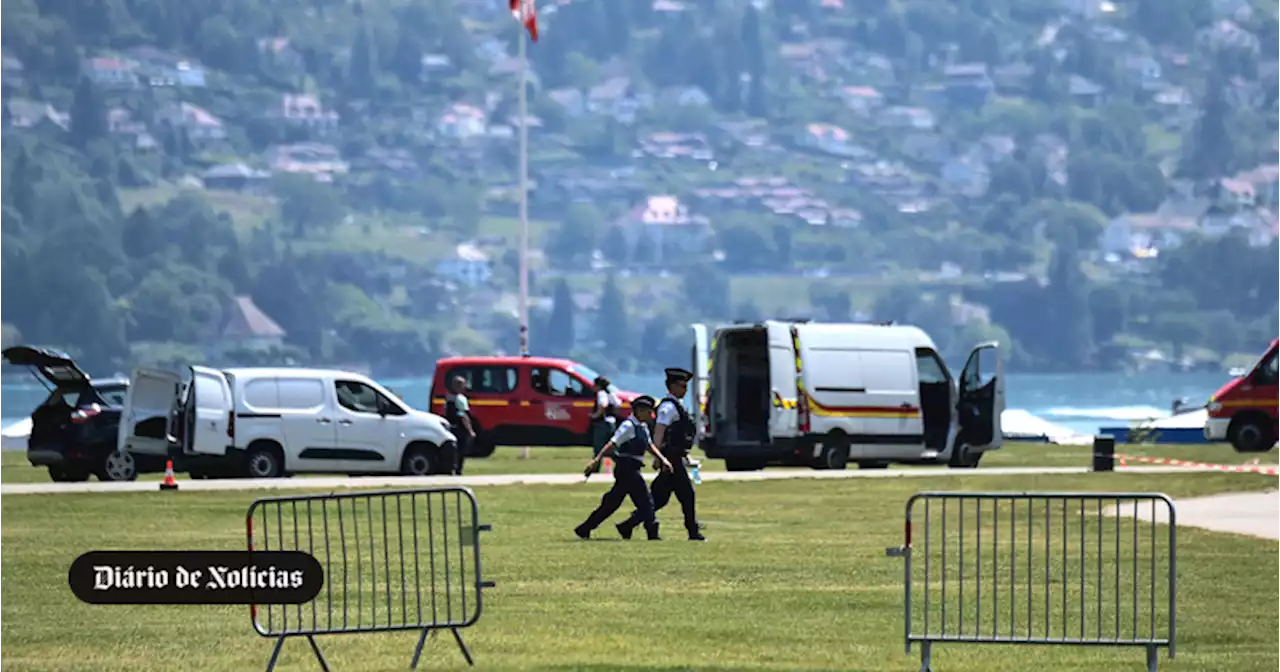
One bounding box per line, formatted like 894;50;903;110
1;345;93;390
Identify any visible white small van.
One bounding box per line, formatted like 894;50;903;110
689;320;1005;470
119;366;458;478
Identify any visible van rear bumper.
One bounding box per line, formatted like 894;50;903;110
1204;417;1230;441
27;448;66;467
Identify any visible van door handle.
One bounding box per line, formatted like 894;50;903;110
317;418;332;424
338;419;353;426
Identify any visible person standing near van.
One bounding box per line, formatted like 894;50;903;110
617;367;706;541
587;376;621;474
575;395;672;540
444;375;475;476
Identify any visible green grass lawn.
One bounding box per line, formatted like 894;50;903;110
118;185;278;236
116;187;554;266
1;472;1275;671
3;442;1275;484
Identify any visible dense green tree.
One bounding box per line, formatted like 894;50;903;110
546;279;576;355
598;274;629;352
1180;73;1234;179
547;204;602;267
69;76;108;149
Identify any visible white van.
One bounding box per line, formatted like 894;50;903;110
119;366;458;478
689;320;1004;471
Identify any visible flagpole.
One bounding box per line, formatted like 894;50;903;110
517;9;530;358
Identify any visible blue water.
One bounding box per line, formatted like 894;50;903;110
1;371;1230;438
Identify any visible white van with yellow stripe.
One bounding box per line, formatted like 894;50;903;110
689;320;1004;470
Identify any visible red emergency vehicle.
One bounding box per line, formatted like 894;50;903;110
428;356;637;456
1204;339;1278;452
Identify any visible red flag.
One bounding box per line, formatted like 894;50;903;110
509;0;538;41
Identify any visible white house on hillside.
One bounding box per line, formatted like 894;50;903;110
1099;214;1197;258
214;295;286;356
436;244;492;285
617;195;712;265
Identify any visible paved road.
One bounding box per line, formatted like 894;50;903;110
1109;489;1279;540
0;465;1209;496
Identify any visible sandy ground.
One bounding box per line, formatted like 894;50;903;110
1109;490;1279;540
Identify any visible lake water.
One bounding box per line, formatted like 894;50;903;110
0;371;1231;439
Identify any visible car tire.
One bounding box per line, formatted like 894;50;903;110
400;443;437;476
1229;417;1276;453
815;433;850;470
49;466;90;483
97;450;138;482
243;443;284;479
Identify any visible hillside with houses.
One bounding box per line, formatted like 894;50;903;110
1;0;1277;376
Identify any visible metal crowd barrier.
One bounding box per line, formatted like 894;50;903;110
887;492;1176;672
246;487;495;671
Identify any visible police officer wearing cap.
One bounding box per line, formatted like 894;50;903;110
575;395;673;540
617;367;706;541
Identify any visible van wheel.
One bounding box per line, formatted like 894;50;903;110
948;442;983;468
49;466;90;483
817;434;850;470
243;443;284;478
400;443;437;476
1229;416;1276;453
97;450;138;482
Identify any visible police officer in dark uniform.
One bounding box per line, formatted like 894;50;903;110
443;375;475;476
617;368;706;541
587;376;621;474
574;395;673;541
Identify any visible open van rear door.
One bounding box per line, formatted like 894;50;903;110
118;368;181;456
186;366;233;456
690;324;711;442
957;342;1004;451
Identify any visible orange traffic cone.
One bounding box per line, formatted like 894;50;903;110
159;460;179;491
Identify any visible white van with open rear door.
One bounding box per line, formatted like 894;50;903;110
690;320;1004;471
120;366;459;478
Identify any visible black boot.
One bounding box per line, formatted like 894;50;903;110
574;523;591;540
687;524;706;541
616;521;634;540
645;522;662;540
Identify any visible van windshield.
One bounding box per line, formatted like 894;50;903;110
566;364;600;382
1256;349;1278;385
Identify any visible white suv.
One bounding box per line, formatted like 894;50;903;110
119;366;457;478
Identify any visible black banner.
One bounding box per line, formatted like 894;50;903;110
68;551;323;605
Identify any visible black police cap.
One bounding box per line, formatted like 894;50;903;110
631;394;657;409
665;367;694;384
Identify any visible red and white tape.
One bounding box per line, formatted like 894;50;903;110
1116;453;1279;476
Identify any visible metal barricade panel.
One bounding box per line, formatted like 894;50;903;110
246;487;486;639
900;492;1176;668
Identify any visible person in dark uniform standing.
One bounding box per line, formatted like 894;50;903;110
443;375;475;476
574;395;672;540
587;376;621;474
617;368;706;541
